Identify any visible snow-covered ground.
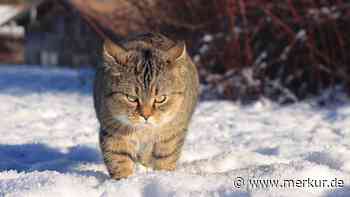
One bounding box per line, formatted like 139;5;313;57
0;65;349;197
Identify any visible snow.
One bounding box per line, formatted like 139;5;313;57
203;34;213;42
0;6;22;27
296;30;307;41
0;65;349;197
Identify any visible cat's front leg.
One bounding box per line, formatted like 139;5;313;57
100;135;137;180
152;131;186;171
103;150;134;180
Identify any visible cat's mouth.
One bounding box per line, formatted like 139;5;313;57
113;115;159;129
138;121;154;128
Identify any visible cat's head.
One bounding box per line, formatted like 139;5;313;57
102;37;188;128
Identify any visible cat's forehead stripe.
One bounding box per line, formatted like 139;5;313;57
133;49;163;91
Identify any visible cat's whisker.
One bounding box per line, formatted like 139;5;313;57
112;115;131;125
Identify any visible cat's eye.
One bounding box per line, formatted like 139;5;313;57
155;95;168;104
126;95;138;103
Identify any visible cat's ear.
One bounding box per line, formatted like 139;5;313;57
103;39;129;65
167;41;187;63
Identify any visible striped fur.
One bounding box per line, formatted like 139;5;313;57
93;33;199;180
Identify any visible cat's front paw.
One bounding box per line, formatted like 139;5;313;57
110;165;134;180
105;154;135;180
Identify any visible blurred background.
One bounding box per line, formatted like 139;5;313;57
0;0;349;103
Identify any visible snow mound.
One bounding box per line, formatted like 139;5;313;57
0;65;349;197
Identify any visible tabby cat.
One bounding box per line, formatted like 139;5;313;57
93;33;199;180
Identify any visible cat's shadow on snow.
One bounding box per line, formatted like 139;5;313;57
326;186;350;197
0;143;108;179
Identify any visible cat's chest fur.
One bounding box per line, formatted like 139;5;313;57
130;125;177;167
136;141;154;166
129;129;157;165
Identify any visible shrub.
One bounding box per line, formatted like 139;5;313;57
199;0;350;102
89;0;350;102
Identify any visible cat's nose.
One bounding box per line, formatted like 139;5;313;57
140;106;152;121
141;113;151;121
142;115;150;121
